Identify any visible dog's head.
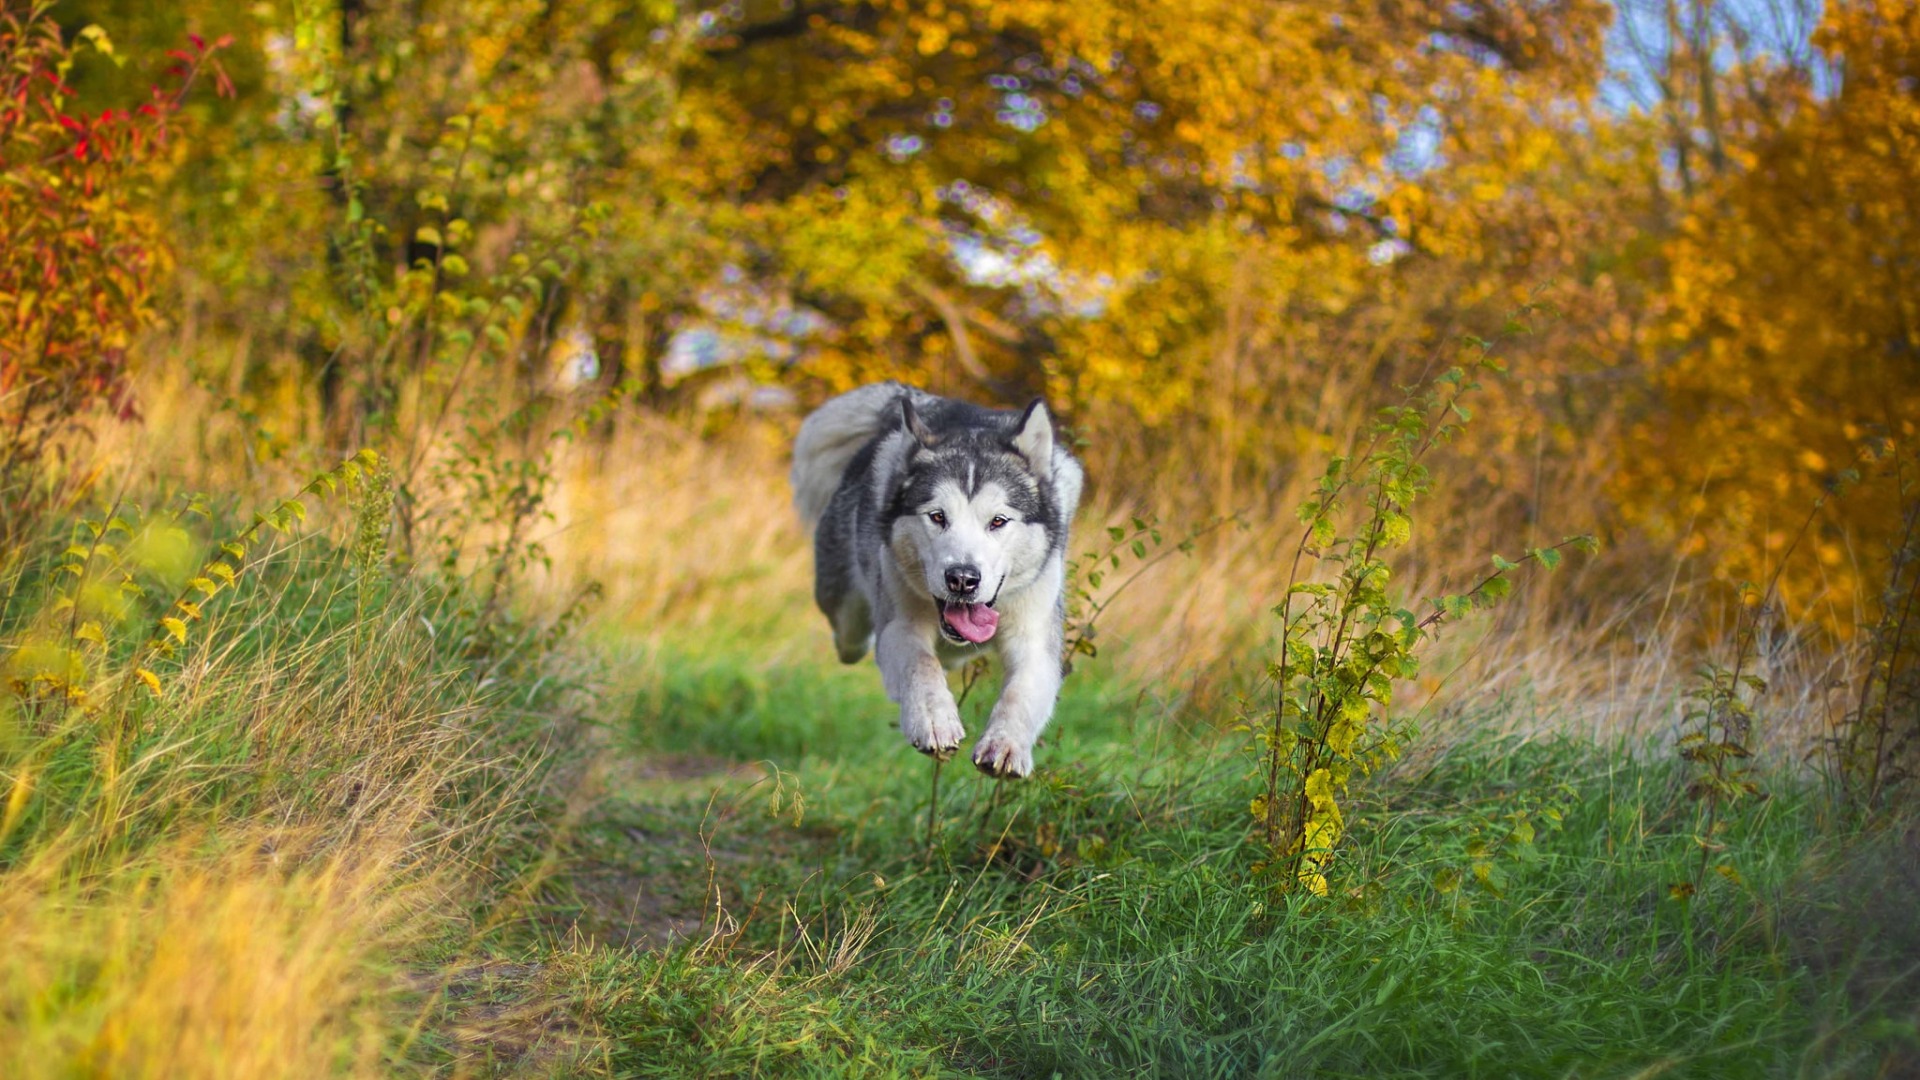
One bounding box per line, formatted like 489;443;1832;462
886;398;1056;646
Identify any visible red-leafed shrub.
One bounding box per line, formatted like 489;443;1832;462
0;2;227;540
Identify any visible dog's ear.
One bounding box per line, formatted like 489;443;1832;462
900;397;937;449
1010;398;1053;475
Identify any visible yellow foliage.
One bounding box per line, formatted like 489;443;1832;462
1623;0;1920;623
1326;696;1368;757
4;641;84;694
1297;767;1346;897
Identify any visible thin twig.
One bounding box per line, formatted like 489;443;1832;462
923;756;944;864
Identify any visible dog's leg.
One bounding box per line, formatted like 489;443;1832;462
972;594;1062;779
877;619;964;757
814;515;873;663
830;592;874;664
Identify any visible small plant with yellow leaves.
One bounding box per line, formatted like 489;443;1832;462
1250;310;1594;897
5;497;202;727
0;452;385;734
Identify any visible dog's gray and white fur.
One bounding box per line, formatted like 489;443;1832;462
791;382;1084;777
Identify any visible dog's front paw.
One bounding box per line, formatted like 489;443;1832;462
901;695;964;760
971;730;1034;778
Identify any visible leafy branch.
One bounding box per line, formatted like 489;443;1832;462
1252;305;1591;897
1063;513;1234;675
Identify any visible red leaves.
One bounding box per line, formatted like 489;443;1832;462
0;9;227;449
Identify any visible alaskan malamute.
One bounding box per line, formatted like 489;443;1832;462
790;383;1084;777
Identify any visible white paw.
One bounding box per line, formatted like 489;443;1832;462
901;694;964;760
971;729;1034;778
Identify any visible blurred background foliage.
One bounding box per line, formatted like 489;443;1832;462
11;0;1920;628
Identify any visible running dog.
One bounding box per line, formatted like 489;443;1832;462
790;383;1084;777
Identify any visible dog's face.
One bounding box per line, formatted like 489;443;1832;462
886;400;1056;645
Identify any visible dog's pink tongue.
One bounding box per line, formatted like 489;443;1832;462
945;603;999;643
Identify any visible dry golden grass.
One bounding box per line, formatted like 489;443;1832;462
0;837;424;1080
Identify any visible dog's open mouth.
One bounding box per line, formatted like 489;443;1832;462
938;600;999;645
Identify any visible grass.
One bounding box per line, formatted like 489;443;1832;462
2;469;1914;1077
0;500;591;1078
516;634;1919;1078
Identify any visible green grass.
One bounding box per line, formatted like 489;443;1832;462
524;636;1919;1078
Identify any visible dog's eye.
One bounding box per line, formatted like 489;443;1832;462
928;510;947;527
989;515;1010;530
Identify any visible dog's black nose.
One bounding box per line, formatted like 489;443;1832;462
945;565;981;598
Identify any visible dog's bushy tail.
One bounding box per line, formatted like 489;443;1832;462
790;382;908;528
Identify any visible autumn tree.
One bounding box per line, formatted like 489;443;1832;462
1622;0;1920;621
